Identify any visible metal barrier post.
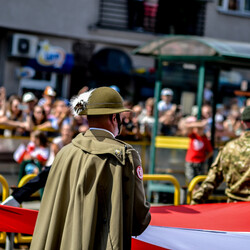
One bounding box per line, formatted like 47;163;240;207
14;174;38;244
0;175;9;201
5;233;14;250
0;175;9;245
186;175;207;204
143;174;181;205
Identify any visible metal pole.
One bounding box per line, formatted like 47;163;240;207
197;62;205;120
210;68;220;149
149;59;162;174
147;59;162;201
5;233;14;250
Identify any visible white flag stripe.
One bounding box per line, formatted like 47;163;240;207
134;225;250;250
13;143;26;163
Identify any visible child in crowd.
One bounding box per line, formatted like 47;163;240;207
22;130;50;175
185;119;214;185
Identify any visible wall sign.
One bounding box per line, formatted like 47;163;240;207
36;40;66;68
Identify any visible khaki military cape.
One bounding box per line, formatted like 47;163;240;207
30;129;151;250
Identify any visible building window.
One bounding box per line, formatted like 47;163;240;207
228;0;240;10
245;0;250;10
218;0;250;15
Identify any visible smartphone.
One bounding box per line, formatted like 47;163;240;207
18;104;28;111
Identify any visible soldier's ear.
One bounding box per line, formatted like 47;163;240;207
109;114;116;124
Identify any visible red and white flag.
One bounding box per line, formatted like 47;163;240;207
13;143;26;164
132;202;250;250
1;202;250;249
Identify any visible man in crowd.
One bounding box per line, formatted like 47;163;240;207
191;105;250;204
30;87;151;250
157;88;176;117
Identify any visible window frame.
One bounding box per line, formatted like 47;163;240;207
217;0;250;16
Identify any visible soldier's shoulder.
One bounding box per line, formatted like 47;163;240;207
224;136;243;148
114;138;133;149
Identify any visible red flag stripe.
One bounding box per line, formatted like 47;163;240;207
0;205;38;234
150;202;250;232
132;238;170;250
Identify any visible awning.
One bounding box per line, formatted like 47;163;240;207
133;35;250;67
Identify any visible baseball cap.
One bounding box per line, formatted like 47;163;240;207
161;88;173;96
22;92;36;103
215;114;224;123
241;106;250;121
44;86;56;96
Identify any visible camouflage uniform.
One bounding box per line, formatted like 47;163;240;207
191;131;250;204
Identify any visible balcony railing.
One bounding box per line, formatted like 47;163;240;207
97;0;207;36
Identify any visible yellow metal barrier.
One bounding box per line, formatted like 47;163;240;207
0;175;9;201
186;175;207;204
0;175;9;244
128;136;189;174
18;174;37;187
0;124;58;133
155;136;189;149
18;173;40;198
143;174;181;205
186;175;227;204
15;174;39;244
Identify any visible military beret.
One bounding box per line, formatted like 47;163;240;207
241;106;250;121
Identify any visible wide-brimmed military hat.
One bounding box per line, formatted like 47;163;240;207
241;106;250;121
71;87;131;115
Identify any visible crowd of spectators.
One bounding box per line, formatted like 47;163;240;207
119;87;246;146
0;85;89;176
0;85;247;176
0;85;89;137
0;85;247;144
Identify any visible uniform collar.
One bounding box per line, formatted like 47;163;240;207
72;129;126;165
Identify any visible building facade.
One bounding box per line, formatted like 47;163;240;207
2;0;250;104
0;0;210;102
205;0;250;42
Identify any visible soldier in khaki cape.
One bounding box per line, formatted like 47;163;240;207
30;87;151;250
191;106;250;204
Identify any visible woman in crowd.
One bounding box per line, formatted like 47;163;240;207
139;97;155;139
28;105;50;133
2;95;29;136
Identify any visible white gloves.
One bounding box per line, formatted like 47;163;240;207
1;196;20;207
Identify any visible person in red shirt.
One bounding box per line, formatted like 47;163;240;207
185;119;214;185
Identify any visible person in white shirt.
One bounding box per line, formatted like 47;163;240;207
157;88;176;117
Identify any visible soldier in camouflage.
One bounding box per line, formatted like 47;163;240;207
191;106;250;204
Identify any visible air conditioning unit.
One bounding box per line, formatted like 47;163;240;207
10;33;38;58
